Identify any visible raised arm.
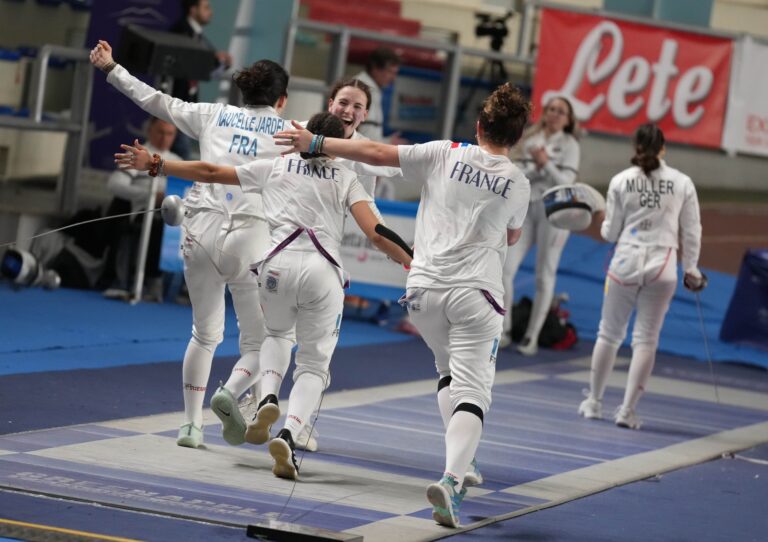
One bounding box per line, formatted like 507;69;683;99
90;40;211;138
115;140;238;185
275;121;401;168
350;201;412;266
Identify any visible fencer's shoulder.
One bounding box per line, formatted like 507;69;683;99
659;162;692;183
610;166;638;186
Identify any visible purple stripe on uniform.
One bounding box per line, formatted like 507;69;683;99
251;227;304;276
307;229;350;288
481;289;507;315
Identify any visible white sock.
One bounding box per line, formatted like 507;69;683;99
622;346;655;410
283;373;325;438
444;410;483;492
224;350;260;398
437;384;452;429
258;336;293;400
181;339;214;428
590;339;620;401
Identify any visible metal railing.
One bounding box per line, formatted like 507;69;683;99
283;18;533;141
0;45;94;216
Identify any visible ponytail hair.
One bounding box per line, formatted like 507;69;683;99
631;123;665;175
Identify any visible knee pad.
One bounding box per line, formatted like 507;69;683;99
454;402;484;424
437;375;452;392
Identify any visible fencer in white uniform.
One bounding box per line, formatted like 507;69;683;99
578;124;705;429
116;113;412;478
274;83;532;528
501;96;580;354
290;77;403;453
91;41;289;448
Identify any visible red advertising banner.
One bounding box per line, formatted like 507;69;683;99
532;9;733;148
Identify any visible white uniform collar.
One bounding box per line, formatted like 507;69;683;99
187;16;203;36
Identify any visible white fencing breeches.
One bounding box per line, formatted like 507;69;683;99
598;244;678;350
405;287;502;413
182;211;269;354
258;248;345;388
502;200;570;339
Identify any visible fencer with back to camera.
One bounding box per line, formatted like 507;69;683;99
116;112;412;480
579;123;705;430
501;96;581;354
273;83;531;529
90;40;293;450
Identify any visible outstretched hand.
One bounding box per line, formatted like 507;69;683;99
89;40;115;71
274;120;314;155
115;139;152;171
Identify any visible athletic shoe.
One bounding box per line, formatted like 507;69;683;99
463;458;483;487
295;424;319;452
578;396;603;420
426;474;467;528
615;405;641;429
269;428;299;480
516;337;538;356
176;422;203;448
210;386;246;445
245;394;280;445
239;393;259;423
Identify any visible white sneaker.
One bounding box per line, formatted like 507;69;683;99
295;424;319;452
516;337;538;356
578;396;603;419
614;405;641;429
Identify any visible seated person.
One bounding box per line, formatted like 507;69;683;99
102;117;179;301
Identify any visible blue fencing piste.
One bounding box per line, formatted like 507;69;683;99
720;249;768;350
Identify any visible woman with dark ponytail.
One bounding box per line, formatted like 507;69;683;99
91;40;292;450
579;123;706;430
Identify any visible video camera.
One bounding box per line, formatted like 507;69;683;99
475;11;513;52
1;248;60;290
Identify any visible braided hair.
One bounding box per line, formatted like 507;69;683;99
631;124;665;175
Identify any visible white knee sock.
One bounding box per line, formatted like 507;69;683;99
622;346;656;410
283;373;325;438
590;339;620;401
224;350;260;398
437;384;452;428
444;410;483;491
259;336;293;400
182;339;214;428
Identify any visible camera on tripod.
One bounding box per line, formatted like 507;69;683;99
475;11;513;52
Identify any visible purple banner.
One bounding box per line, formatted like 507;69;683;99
85;1;181;169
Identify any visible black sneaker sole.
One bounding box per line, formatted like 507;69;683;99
269;438;298;480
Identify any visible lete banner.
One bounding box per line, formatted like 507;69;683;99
533;8;732;148
722;37;768;157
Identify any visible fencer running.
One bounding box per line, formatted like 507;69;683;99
500;96;581;354
115;112;412;479
274;83;531;528
90;40;289;449
579;123;706;429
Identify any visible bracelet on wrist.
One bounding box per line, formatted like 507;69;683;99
148;153;161;177
101;61;117;74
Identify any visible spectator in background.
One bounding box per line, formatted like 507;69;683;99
102;117;180;302
354;47;407;199
169;0;233;158
500;96;581;354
